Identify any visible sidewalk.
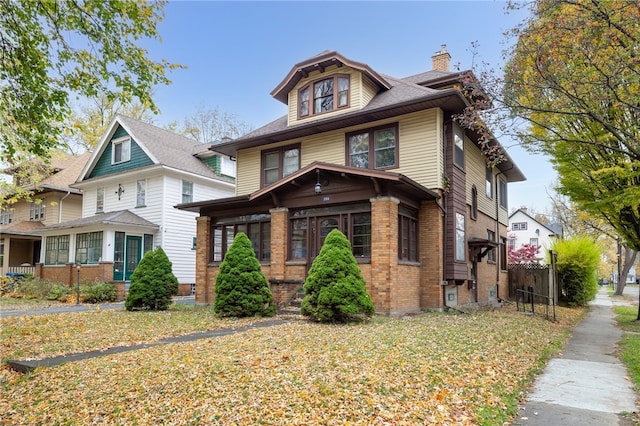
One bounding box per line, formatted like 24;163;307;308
513;287;639;425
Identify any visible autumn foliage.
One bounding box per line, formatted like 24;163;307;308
508;243;541;264
214;232;275;317
301;229;374;322
125;247;178;311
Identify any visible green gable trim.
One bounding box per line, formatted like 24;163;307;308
201;156;221;175
89;126;154;179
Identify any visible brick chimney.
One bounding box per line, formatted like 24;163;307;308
431;44;451;72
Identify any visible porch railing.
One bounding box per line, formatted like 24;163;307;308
2;266;36;277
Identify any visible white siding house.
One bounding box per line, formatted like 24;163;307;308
508;208;561;264
38;115;235;294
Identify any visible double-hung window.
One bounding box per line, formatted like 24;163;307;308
96;188;104;213
454;125;464;168
486;167;493;198
455;213;466;261
136;180;146;207
499;178;508;209
29;200;45;221
299;75;350;118
487;230;496;262
261;145;300;186
182;180;193;203
399;207;418;262
112;137;131;164
346;123;398;170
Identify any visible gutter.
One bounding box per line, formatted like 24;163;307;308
58;191;71;224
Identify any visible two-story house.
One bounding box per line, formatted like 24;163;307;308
508;208;562;264
179;48;525;314
37;115;236;297
0;152;90;277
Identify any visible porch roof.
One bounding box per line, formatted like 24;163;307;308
0;221;45;237
176;162;440;214
36;210;159;232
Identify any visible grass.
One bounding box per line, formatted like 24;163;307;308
614;305;640;389
0;302;585;425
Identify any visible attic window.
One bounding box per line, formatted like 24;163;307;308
112;137;131;164
298;75;349;118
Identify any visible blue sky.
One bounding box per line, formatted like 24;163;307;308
143;0;557;214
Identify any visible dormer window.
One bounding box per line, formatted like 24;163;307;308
298;75;350;118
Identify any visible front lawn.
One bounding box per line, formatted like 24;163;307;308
0;305;584;425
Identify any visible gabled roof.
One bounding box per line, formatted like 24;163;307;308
38;210;159;231
271;50;392;103
37;151;91;194
77;115;230;183
209;50;525;183
509;208;559;236
177;161;439;214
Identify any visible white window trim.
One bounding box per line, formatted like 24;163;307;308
112;136;131;164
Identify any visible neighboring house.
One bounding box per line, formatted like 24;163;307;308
37;115;236;297
508;208;561;263
178;47;525;315
0;152;91;276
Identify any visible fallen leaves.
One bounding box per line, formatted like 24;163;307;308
0;306;585;425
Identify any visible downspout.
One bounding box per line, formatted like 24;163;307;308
58;191;71;223
494;166;513;302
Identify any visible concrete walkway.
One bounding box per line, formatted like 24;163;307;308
513;287;639;425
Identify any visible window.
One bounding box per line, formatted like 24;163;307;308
0;240;4;267
487;230;496;262
144;234;154;253
112;137;131;164
136;180;146;207
96;188;104;213
212;214;271;262
29;199;45;221
347;123;398;170
261;145;300;186
75;232;103;264
508;237;516;252
289;205;371;260
192;237;197;250
455;213;465;261
499;178;508;209
182;180;193;203
0;209;13;225
500;237;507;270
45;235;70;265
530;238;539;247
511;222;527;231
470;185;478;220
454;125;464;168
486;166;493;198
399;207;418;262
299;75;350;117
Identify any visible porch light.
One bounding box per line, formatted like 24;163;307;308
76;264;81;305
315;170;322;194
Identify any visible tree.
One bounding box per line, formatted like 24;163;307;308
214;233;275;317
502;1;640;253
301;229;375;323
125;247;179;311
0;0;181;163
176;104;252;144
508;243;541;264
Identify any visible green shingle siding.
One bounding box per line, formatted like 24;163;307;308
89;126;153;178
201;156;221;175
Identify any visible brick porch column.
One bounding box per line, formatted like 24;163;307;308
370;196;399;314
269;207;288;280
195;216;211;304
420;199;445;309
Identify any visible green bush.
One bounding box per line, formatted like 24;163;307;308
214;232;275;317
46;284;71;301
125;247;179;311
10;276;60;300
553;236;600;306
301;229;374;322
81;281;117;303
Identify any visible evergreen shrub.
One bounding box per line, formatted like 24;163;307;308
214;232;275;317
301;229;374;322
125;247;179;310
553;236;600;306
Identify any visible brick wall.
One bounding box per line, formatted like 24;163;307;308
195;216;211;304
370;196;399;314
269;208;288;280
419;199;445;309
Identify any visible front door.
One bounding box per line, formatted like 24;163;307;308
125;236;142;281
309;216;340;267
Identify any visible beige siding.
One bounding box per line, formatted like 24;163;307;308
466;140;497;220
236;108;446;195
361;75;378;106
394;109;443;189
287;66;377;127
